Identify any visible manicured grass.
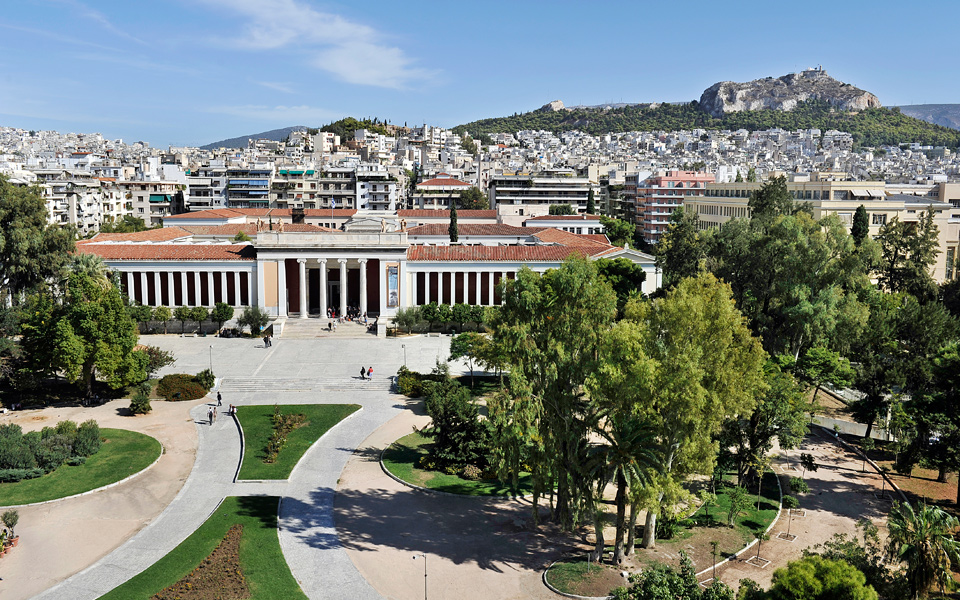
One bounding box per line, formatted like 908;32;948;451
100;495;305;600
546;559;624;596
690;471;781;546
381;430;533;496
0;428;162;506
237;404;360;480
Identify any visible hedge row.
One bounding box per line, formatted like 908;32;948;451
0;420;101;482
156;369;215;401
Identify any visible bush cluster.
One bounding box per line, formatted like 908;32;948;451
157;371;214;401
396;366;448;398
0;420;101;482
263;406;306;463
422;377;492;473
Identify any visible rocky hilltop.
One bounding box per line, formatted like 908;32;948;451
699;68;881;118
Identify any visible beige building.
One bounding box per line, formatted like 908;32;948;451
684;174;960;283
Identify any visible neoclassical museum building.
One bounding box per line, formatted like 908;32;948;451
76;209;659;326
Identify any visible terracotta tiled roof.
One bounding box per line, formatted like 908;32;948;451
82;227;193;243
580;234;611;244
302;209;357;217
530;228;612;249
397;209;496;218
418;177;471;187
180;223;334;235
526;214;602;221
76;244;256;261
407;224;540;236
407;245;595;262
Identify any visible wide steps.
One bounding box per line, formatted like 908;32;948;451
279;319;375;339
219;376;394;394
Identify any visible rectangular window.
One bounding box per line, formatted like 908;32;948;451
872;213;887;226
947;247;956;280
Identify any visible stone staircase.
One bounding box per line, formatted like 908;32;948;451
279;318;376;339
219;376;395;394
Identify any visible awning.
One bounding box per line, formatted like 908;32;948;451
149;194;172;203
851;189;870;198
869;189;886;198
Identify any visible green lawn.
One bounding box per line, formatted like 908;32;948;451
0;428;162;506
237;404;360;480
99;496;305;600
685;470;781;550
381;430;533;496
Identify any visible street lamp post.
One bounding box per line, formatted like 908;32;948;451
402;344;407;367
412;553;427;600
208;345;213;373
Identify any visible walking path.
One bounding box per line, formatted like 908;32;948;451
24;334;452;600
708;427;892;589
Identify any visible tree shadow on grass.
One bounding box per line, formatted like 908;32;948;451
235;495;280;529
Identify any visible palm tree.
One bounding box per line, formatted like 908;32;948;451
69;253;110;286
585;414;659;564
887;502;960;599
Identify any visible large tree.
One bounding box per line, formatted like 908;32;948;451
458;187;488;210
20;272;146;394
656;207;705;289
851;205;870;246
492;256;617;529
887;502;960;599
0;176;75;304
595;274;766;549
876;208;941;303
600;216;636;248
595;257;646;315
448;198;458;243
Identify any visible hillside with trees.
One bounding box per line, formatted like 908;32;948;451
453;100;960;148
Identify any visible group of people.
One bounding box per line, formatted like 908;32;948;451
262;334;273;347
359;366;373;380
326;307;368;324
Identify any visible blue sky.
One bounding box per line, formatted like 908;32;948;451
1;0;957;147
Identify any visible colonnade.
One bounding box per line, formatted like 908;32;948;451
408;270;514;307
293;257;370;318
122;269;252;308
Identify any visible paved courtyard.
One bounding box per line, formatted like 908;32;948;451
1;331;896;600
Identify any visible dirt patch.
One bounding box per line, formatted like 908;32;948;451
546;560;625;597
152;524;249;600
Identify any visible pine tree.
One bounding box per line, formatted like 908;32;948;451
852;205;870;246
449;199;459;243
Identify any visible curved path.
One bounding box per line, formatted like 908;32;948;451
29;334;451;600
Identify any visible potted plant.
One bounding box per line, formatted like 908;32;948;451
2;510;18;547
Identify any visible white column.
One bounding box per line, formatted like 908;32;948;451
277;260;287;317
338;258;348;317
125;272;135;303
379;258;387;313
233;272;241;306
247;270;255;308
438;271;445;305
358;258;368;316
488;272;494;306
474;272;481;306
153;272;161;307
297;258;307;318
411;271;418;307
206;272;215;307
193;272;201;306
138;272;147;305
167;272;175;306
318;259;328;316
221;272;228;305
181;272;188;306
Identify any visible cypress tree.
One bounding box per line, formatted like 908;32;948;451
852;205;869;246
586;189;596;214
449;199;459;243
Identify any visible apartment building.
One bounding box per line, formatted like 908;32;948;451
683;174;959;282
271;167;320;209
121;180;184;227
186;161;227;210
625;170;714;243
488;175;592;213
409;173;472;210
225;165;272;209
317;167;357;209
356;163;398;210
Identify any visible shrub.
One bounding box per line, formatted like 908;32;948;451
35;434;73;472
129;392;152;415
396;365;449;398
0;468;44;483
156;374;208;401
461;464;482;480
790;476;810;495
2;509;19;537
141;345;176;378
237;305;270;335
73;420;102;456
66;456;87;466
423;378;491;469
195;369;216;391
263;406;307;463
54;420;78;441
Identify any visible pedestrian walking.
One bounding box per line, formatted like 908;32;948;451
217;391;222;406
359;366;365;380
207;407;214;425
367;366;373;379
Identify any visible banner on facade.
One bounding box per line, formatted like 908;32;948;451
386;263;399;307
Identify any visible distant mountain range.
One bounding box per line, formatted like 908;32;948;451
200;126;307;150
896;105;960;130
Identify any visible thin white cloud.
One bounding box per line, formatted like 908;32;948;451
198;0;436;89
254;81;296;94
73;53;199;75
0;22;121;53
207;104;339;123
45;0;148;46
